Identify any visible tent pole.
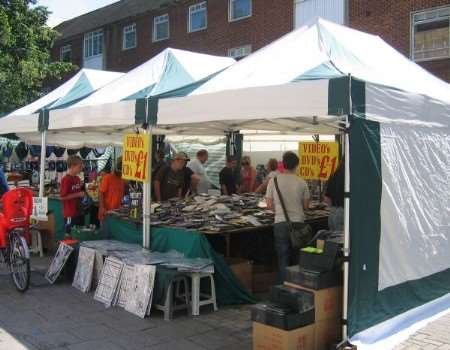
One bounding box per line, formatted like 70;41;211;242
342;75;352;342
142;126;153;249
38;131;47;198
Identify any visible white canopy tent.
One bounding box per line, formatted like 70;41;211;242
6;18;450;349
17;48;235;147
150;19;450;349
0;69;124;134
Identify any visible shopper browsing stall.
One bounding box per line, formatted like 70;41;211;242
255;158;279;194
266;151;310;282
180;152;199;197
239;156;257;193
154;153;187;202
187;149;210;194
219;156;238;195
60;155;85;234
98;157;126;221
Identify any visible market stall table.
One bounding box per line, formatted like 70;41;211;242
101;215;255;305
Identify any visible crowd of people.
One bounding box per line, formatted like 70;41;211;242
152;149;288;201
1;148;344;283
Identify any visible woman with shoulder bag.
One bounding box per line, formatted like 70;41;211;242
266;151;311;283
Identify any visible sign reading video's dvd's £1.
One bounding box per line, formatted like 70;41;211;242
298;142;339;181
122;134;151;182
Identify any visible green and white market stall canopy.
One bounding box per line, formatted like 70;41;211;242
0;69;124;134
5;18;450;349
149;18;450;350
15;48;235;147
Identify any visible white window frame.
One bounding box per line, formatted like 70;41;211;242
227;44;252;59
122;23;137;50
188;2;207;33
84;29;103;58
153;14;170;42
228;0;252;22
410;6;450;62
60;45;72;62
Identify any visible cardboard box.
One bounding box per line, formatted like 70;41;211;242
253;322;315;350
284;282;342;322
227;258;253;293
253;264;277;293
315;318;341;350
36;212;56;251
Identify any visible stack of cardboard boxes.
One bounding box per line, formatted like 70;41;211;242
252;241;343;350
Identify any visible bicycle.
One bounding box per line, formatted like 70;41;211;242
0;227;30;292
0;188;33;292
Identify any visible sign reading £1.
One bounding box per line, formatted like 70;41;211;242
298;142;339;181
122;134;151;182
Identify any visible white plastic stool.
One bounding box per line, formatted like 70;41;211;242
154;275;190;321
30;229;44;257
189;272;218;316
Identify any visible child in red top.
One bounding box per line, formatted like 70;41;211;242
60;155;85;235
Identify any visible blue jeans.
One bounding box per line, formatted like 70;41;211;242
274;222;301;283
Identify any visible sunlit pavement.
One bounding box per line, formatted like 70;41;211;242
0;256;252;350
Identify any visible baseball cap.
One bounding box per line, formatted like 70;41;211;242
173;152;190;161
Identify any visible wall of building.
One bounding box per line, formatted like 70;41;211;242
51;0;449;84
52;0;294;74
349;0;450;82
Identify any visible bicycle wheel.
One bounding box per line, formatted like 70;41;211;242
9;232;30;292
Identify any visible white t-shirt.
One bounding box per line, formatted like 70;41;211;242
266;174;310;224
187;158;210;194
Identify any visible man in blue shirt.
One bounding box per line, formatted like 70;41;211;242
0;168;9;197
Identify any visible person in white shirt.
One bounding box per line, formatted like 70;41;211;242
266;151;310;282
187;149;210;194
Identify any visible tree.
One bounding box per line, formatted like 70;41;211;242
0;0;74;116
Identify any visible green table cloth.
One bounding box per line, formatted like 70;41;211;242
102;215;255;305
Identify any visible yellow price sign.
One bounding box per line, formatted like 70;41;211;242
298;142;339;181
122;134;151;182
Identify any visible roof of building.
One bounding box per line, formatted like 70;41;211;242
54;0;176;40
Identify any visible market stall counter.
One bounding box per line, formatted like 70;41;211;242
102;215;255;305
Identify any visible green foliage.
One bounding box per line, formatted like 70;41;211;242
0;0;75;115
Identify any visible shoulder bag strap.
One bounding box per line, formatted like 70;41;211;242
274;177;293;228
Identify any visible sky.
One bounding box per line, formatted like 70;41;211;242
37;0;120;27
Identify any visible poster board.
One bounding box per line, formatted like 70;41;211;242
125;264;156;318
94;257;124;306
122;133;151;182
298;142;339;181
72;247;96;293
45;242;74;284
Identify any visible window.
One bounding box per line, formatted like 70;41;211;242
60;45;72;62
153;14;169;42
412;7;450;61
227;45;252;59
123;23;137;50
229;0;252;22
84;29;103;58
189;2;207;32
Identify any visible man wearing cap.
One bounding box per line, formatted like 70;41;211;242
154;153;186;202
98;157;126;221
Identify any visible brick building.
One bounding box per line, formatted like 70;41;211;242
348;0;450;82
52;0;450;82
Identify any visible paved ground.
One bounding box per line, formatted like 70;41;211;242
394;314;450;350
2;256;450;350
0;257;253;350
